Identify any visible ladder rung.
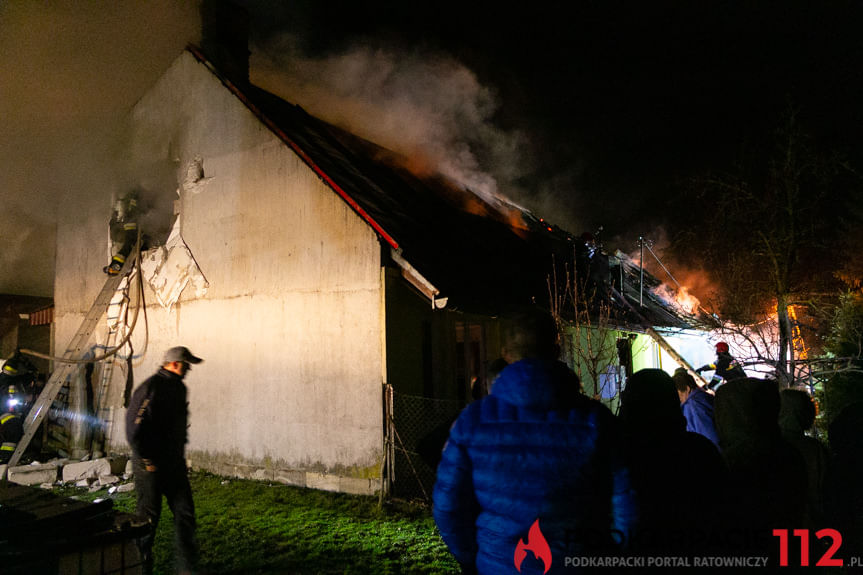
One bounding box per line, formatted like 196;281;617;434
5;257;136;468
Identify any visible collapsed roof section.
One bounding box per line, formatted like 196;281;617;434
186;46;697;330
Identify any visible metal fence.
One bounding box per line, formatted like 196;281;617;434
384;386;465;503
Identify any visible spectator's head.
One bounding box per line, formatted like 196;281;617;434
162;346;203;378
714;378;780;449
672;367;698;403
619;368;686;439
501;309;559;362
778;388;816;438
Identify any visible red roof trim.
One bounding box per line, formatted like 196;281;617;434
186;45;399;250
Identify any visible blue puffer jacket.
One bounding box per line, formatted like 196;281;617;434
433;359;637;574
681;387;720;449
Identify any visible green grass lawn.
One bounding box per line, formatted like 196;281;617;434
56;472;460;574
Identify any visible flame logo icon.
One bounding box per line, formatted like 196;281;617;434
514;519;552;573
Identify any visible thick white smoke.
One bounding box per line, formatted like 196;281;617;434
250;35;530;213
0;2;201;296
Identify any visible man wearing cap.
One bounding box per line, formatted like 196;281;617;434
126;346;203;575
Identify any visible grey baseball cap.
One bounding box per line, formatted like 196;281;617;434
163;346;203;364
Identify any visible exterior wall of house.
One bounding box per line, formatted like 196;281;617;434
54;51;383;494
384;270;504;402
562;326;656;412
384;270;435;397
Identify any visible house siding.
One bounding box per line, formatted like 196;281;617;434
54;51;383;492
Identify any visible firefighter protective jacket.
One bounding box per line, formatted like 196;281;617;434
698;351;746;382
0;412;23;463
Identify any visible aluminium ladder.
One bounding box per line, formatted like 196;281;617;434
6;258;136;469
89;272;134;455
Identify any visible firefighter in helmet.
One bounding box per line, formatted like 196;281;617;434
696;341;746;391
0;385;25;464
0;350;36;408
103;190;141;275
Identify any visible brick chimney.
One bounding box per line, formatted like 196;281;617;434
200;0;250;86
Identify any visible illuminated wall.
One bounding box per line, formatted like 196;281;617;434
54;51;383;493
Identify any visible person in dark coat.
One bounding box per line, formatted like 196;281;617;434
778;389;829;525
618;368;728;558
714;378;809;562
126;346;203;574
672;367;720;448
826;401;863;560
433;309;636;574
696;341;746;391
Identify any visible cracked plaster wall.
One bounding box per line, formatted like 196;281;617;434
53;51;383;486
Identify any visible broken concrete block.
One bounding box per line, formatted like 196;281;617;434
117;482;135;493
40;482;54;490
99;475;119;486
124;458;133;477
75;478;93;488
62;458;111;482
88;483;103;493
108;455;128;475
7;462;59;486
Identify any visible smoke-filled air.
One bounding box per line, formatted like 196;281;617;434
251;34;541;219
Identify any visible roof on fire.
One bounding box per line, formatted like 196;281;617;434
187;46;698;329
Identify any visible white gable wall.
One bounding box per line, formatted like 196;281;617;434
54;52;383;493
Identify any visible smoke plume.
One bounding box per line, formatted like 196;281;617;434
250;35;533;215
0;1;201;296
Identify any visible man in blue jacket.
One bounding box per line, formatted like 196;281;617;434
672;367;720;449
126;346;203;575
433;309;637;574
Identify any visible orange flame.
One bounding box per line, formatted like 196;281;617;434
675;286;701;315
651;284;702;315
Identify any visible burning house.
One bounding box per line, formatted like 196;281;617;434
46;5;705;498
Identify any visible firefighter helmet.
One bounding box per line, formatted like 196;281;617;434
715;341;729;353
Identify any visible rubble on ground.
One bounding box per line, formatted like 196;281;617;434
4;455;136;495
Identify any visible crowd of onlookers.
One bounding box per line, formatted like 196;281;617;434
432;309;863;574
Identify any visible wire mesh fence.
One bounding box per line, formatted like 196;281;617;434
386;388;465;503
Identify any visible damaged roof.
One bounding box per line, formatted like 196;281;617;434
188;46;697;329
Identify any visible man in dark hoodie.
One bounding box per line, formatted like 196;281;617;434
433;309;636;574
126;346;203;575
714;378;808;564
618;369;727;559
778;388;829;525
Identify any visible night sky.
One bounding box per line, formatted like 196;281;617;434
2;0;861;296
